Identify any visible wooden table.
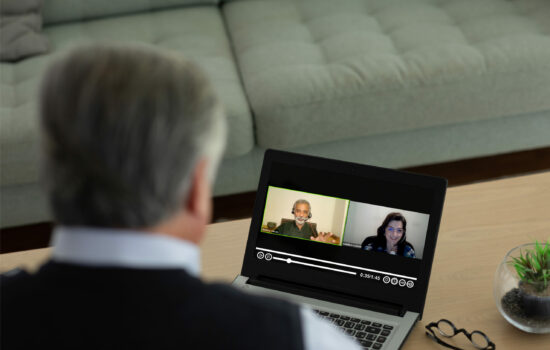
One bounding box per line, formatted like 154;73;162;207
2;171;550;349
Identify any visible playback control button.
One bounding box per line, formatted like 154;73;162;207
381;275;414;288
398;279;406;287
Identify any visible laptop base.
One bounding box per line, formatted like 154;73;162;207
233;275;418;350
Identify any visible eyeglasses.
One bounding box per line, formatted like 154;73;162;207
425;319;495;350
385;227;403;234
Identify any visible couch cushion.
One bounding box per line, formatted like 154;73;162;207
223;0;550;149
43;0;221;25
0;0;50;62
0;6;253;187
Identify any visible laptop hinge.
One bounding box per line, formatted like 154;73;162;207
248;275;406;317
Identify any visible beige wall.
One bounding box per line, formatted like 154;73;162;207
262;186;349;237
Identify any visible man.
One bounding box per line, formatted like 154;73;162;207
0;45;359;349
275;199;317;239
276;199;335;243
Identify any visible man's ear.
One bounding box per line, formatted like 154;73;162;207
185;158;212;225
148;159;212;243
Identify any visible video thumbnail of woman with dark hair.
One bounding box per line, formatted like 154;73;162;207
342;203;430;259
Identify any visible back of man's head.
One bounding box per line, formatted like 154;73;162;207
40;44;226;228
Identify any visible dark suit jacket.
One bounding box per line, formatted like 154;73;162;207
1;261;303;350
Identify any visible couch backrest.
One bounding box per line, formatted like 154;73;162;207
43;0;220;25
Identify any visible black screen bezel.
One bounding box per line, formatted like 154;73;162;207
241;150;447;317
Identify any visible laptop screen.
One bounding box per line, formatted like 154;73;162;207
242;150;446;316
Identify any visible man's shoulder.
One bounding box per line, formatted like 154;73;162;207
1;267;32;281
172;278;304;349
204;281;300;315
1;268;34;297
1;268;37;331
276;221;295;233
279;221;294;228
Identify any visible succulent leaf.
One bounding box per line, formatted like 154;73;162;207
508;240;550;292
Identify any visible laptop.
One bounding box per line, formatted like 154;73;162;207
232;150;447;349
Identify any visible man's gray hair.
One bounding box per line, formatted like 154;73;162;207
40;44;226;227
292;199;311;214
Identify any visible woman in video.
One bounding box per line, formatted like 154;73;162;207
361;212;416;258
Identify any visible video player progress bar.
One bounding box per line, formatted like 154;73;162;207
256;247;416;280
272;257;356;275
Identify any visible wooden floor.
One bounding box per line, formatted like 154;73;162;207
2;147;550;253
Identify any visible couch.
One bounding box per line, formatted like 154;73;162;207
2;0;550;228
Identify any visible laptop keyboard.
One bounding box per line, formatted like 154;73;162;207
313;310;394;349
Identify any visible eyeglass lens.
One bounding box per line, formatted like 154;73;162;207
470;331;490;349
437;320;456;337
436;320;490;349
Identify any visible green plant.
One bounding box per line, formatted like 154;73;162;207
510;241;550;293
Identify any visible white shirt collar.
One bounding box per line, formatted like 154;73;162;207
51;226;200;277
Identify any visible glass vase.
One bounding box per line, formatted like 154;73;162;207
494;243;550;334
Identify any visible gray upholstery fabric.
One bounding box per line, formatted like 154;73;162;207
42;0;221;25
223;0;550;149
214;110;550;196
4;109;549;228
0;0;41;14
0;0;49;62
1;7;254;190
1;182;50;228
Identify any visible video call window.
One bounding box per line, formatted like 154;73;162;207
260;186;430;260
342;203;430;260
261;186;350;246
